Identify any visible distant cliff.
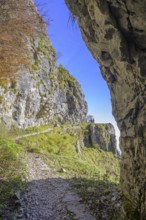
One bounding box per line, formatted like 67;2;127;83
0;0;87;128
82;123;117;154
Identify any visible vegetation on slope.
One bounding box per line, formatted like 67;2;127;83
0;126;26;217
17;125;119;180
57;65;80;90
0;123;121;219
18;124;121;218
0;0;46;82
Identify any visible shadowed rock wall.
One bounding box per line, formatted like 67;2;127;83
65;0;146;218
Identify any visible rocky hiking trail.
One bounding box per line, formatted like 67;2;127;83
15;128;53;141
17;153;96;220
15;125;81;141
12;127;121;220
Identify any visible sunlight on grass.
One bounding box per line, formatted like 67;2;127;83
0;122;120;218
18;125;120;184
17;124;120;219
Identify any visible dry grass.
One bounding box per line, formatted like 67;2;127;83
0;0;46;82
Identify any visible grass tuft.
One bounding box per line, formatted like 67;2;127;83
0;123;120;218
0;127;26;214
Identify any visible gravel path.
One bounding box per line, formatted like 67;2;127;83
15;125;81;141
17;153;96;220
15;128;53;141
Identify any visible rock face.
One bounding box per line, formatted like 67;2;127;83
0;0;87;128
83;123;117;154
65;0;146;218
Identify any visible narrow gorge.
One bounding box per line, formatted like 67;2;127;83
65;0;146;219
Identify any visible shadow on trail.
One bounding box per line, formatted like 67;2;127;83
0;177;122;220
0;178;25;219
69;177;122;219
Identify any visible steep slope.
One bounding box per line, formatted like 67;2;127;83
65;0;146;219
0;123;120;219
0;0;87;128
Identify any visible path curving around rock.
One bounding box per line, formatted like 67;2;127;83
17;153;96;220
15;128;53;141
15;125;81;141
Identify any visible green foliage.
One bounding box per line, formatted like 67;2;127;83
0;134;26;211
48;72;56;93
17;123;120;218
18;124;120;183
81;147;119;183
38;36;56;57
24;124;54;133
0;123;120;217
32;60;40;71
57;64;80;90
38;38;48;55
81;122;92;129
30;35;56;73
57;65;81;106
18;132;77;156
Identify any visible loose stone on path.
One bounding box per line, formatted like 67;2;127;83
17;153;96;220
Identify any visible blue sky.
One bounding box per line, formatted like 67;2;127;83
35;0;120;146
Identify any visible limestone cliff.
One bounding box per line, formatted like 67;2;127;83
83;123;117;154
0;0;87;128
65;0;146;219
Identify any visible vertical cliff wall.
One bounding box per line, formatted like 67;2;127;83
65;0;146;219
0;0;87;128
83;123;117;154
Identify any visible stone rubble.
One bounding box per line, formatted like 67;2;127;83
16;153;96;220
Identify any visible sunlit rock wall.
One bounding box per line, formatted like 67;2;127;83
83;123;117;154
0;0;87;128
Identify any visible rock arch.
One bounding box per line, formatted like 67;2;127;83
65;0;146;219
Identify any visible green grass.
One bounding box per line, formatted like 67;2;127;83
17;124;120;218
0;122;120;218
57;64;80;92
37;35;56;57
24;124;54;133
0;123;54;140
18;125;120;183
0;135;26;213
18;132;77;155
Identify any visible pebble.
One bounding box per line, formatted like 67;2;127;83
16;153;96;220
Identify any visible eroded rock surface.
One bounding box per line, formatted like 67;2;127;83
0;0;87;128
65;0;146;218
83;123;117;154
